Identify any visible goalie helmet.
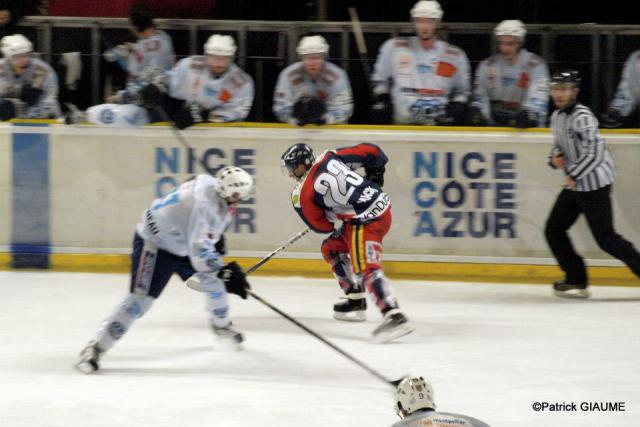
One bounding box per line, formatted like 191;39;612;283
394;375;436;419
215;166;254;200
281;143;315;175
205;34;237;57
1;34;33;58
296;36;329;56
495;20;527;40
410;1;443;20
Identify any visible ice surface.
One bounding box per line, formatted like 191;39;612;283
0;271;638;426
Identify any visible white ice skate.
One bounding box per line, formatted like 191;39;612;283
212;323;244;350
372;309;415;343
74;340;103;374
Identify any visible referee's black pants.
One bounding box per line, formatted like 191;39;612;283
544;185;640;285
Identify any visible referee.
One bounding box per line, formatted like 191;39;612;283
545;69;640;298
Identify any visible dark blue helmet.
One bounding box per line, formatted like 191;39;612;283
281;143;315;174
551;69;581;88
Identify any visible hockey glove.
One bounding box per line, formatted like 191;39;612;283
218;262;250;299
214;234;226;256
0;99;23;121
139;83;164;108
469;106;488;126
172;103;205;130
365;166;385;187
435;101;467;126
370;93;392;124
600;108;624;128
19;84;44;107
514;108;539;128
292;96;326;126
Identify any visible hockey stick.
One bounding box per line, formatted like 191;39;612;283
348;7;373;96
247;288;404;388
185;227;311;291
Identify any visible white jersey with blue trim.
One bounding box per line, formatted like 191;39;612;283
273;60;353;124
372;37;470;124
472;49;549;126
169;57;254;122
114;30;175;104
609;50;640;117
391;411;490;427
136;175;232;273
0;57;61;118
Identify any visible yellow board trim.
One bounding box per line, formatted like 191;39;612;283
1;253;638;287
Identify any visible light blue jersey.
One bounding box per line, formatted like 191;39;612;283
472;49;549;126
372;37;470;124
609;50;640;117
0;57;61;118
273;61;353;124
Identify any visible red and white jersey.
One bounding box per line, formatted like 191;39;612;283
290;143;390;233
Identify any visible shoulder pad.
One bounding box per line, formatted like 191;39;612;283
444;44;463;56
393;37;410;48
230;69;248;87
190;56;206;69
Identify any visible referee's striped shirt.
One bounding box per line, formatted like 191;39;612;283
549;102;616;192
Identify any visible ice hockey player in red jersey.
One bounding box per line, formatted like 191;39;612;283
281;142;414;343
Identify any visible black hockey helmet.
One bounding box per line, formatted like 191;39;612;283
129;4;155;32
551;69;581;88
281;143;315;175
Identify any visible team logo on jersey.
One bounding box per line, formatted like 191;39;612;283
357;186;378;204
365;241;382;265
518;72;530;88
100;108;115;124
436;61;457;78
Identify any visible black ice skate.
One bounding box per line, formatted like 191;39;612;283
553;280;590;299
372;309;415;343
333;294;367;322
212;323;244;348
74;340;103;374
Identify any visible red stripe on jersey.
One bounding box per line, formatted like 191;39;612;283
299;162;334;233
335;143;381;159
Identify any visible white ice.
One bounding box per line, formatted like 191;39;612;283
0;271;639;427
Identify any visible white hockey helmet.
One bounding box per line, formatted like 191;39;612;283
204;34;237;56
1;34;33;58
296;35;329;56
215;166;254;200
394;375;436;419
410;1;443;20
495;20;527;41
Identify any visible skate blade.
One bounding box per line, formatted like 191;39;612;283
216;335;245;351
554;289;591;299
74;361;98;374
333;311;366;322
372;323;415;344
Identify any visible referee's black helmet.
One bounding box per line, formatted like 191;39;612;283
551;69;581;88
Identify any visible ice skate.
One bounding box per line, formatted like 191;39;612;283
372;309;414;343
212;323;244;349
74;340;103;374
333;295;367;322
553;280;590;299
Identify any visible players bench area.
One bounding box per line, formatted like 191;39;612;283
1;120;639;287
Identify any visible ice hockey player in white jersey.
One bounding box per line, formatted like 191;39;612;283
75;167;254;374
471;20;550;128
0;34;61;121
392;376;490;427
371;1;471;125
601;50;640;128
273;35;353;126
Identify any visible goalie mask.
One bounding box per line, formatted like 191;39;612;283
215;166;254;201
395;375;436;419
280;143;315;179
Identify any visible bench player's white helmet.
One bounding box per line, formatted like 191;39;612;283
1;34;33;58
395;375;436;419
495;20;527;41
297;35;329;56
410;1;443;20
205;34;237;56
215;166;254;201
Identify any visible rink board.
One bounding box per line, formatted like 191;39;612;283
1;122;640;284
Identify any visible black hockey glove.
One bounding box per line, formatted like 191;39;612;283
19;84;44;107
214;234;226;256
370;93;392;124
435;101;467;126
600;108;624;129
218;262;250;299
514;108;539;129
365;165;386;187
139;83;164;108
292;96;326;126
0;99;22;121
172;103;205;130
469;106;488;126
